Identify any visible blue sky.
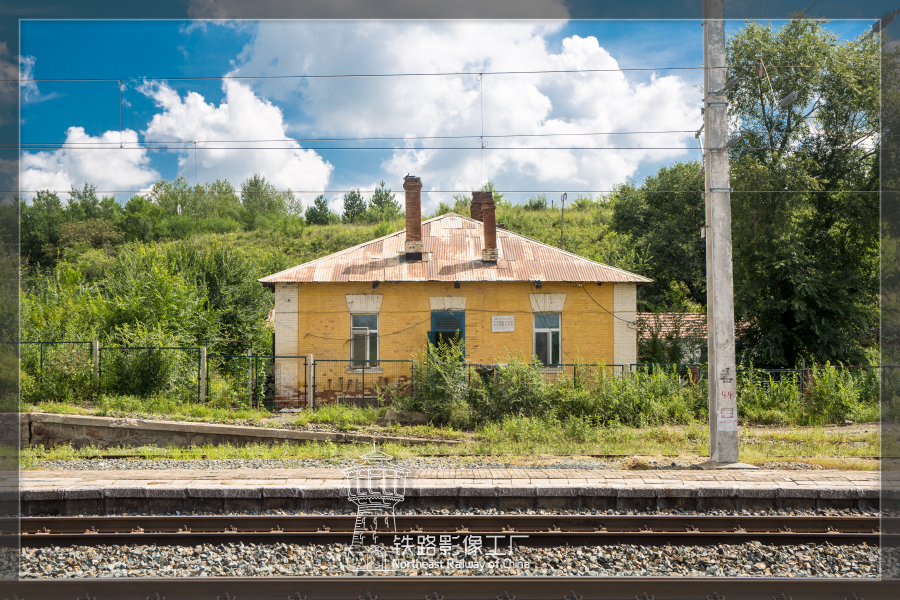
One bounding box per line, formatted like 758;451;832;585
19;18;873;212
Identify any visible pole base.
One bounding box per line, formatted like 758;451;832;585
695;460;759;470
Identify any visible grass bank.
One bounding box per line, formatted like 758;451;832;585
20;415;880;471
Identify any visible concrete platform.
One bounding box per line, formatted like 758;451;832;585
15;468;880;515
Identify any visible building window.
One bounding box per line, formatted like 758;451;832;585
351;314;378;367
534;313;560;366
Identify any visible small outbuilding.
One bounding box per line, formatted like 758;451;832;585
259;176;651;406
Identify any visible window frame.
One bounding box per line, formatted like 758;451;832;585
350;313;379;368
533;312;561;367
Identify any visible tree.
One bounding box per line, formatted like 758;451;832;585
284;190;304;217
241;174;285;227
148;176;192;216
881;33;900;377
99;196;124;225
53;219;123;261
66;183;102;221
122;194;166;243
610;161;706;312
341;188;367;223
451;193;471;216
479;181;508;207
305;195;336;225
524;193;549;211
725;18;879;366
21;190;65;269
366;180;402;221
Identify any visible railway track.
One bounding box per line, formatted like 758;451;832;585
19;514;882;546
1;575;897;600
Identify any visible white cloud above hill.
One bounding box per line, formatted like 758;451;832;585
20;21;701;210
139;79;334;198
20;127;159;201
228;21;701;209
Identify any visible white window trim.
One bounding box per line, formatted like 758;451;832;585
350;314;379;367
533;313;562;366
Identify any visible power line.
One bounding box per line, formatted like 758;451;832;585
9;64;824;84
582;286;636;325
15;130;699;145
14;145;880;151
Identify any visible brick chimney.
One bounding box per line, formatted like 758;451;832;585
471;191;491;222
481;194;499;263
404;175;423;260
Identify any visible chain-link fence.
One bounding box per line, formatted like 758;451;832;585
207;354;308;411
21;341;884;413
19;341;93;403
312;360;413;408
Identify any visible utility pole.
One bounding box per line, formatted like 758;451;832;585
700;0;752;468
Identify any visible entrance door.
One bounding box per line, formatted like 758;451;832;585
428;312;465;355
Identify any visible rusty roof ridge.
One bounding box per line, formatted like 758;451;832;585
448;213;653;283
259;212;653;284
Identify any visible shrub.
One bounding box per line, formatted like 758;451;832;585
20;343;93;404
400;336;469;424
472;356;551;422
807;363;862;425
524;194;549;211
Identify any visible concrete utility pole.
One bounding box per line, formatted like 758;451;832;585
701;0;751;468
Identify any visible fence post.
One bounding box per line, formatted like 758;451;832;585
307;355;314;409
199;346;207;403
247;347;253;408
39;342;44;384
92;341;99;397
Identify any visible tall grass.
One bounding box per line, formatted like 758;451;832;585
391;338;878;427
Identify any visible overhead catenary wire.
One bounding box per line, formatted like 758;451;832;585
9;64;834;84
16;130;699;145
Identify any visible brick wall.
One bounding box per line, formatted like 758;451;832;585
285;281;623;365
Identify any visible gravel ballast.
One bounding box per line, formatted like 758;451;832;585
20;541;883;578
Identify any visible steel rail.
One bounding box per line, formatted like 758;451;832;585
1;576;897;600
19;515;881;547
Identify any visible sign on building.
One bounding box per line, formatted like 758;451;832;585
491;315;515;332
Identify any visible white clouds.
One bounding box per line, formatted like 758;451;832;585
20;20;701;212
139;79;333;199
20;128;160;201
228;21;701;209
18;53;60;105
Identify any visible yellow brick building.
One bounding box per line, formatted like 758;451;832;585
258;178;650;407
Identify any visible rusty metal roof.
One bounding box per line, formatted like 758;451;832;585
258;213;652;285
636;312;707;340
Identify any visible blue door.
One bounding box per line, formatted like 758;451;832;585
428;312;465;355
